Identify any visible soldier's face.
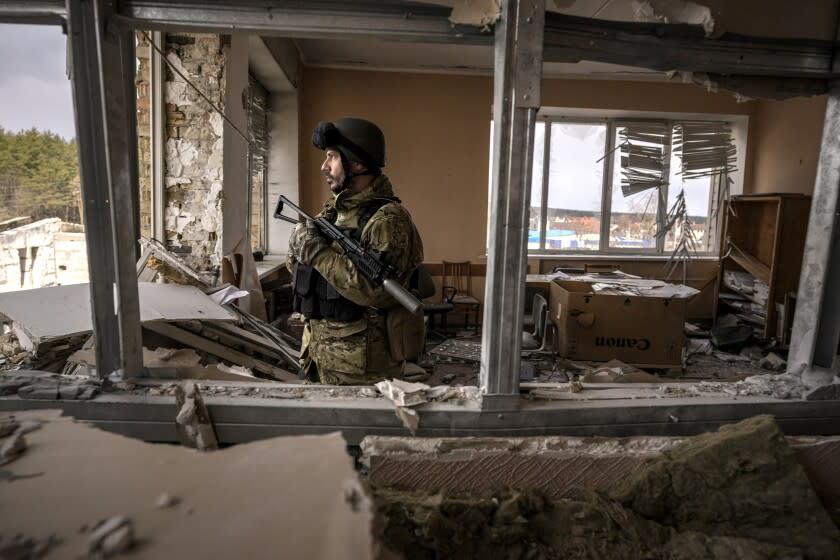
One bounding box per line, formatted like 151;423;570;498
321;149;346;193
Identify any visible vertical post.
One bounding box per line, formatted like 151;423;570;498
151;30;166;242
788;82;840;387
481;0;545;405
67;0;144;378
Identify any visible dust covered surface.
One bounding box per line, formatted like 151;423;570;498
372;415;840;559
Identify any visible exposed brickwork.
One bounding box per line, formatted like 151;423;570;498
162;33;226;273
135;32;152;239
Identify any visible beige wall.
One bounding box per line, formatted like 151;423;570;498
749;95;827;195
298;68;758;266
297;67;831;318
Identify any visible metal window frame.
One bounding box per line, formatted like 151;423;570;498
3;0;838;412
531;115;724;258
150;29;165;243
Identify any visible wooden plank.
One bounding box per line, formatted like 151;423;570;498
143;321;297;382
728;243;771;284
198;321;300;363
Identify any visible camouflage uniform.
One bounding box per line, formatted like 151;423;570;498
287;174;424;385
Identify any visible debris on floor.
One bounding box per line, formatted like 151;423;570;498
1;410;373;559
174;381;218;451
0;242;300;383
375;378;480;434
368;416;840;559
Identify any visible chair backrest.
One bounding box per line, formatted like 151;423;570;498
442;261;472;297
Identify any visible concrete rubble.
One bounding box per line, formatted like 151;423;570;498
0;240;299;383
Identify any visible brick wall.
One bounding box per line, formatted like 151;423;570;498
163;34;226;273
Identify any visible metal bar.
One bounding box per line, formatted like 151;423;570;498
150;30;165;242
789;81;840;386
543;13;837;79
101;2;144;377
67;0;143;378
598;121;614;251
539;119;550;251
5;1;840;81
3;395;840;444
118;0;491;44
656;121;673;254
0;0;66;25
481;0;544;403
67;0;120;377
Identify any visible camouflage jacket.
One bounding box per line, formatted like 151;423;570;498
287;174;424;384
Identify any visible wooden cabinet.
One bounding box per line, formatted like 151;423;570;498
717;194;811;339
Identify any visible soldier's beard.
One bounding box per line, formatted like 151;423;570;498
325;172;346;193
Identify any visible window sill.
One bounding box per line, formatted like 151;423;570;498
526;253;719;262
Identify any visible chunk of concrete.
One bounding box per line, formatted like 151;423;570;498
758;352;786;372
0;417;19;437
0;432;27;465
88;516;134;556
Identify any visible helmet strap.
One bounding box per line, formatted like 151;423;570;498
337;152;380;193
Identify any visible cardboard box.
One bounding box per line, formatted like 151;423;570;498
549;280;687;367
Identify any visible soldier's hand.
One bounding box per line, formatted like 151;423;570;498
291;220;329;266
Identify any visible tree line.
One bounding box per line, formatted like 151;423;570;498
0;127;80;225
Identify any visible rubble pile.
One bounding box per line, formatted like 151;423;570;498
0;239;300;386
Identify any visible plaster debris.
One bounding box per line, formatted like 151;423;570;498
174;381;219;451
447;0;501;28
376;379;430;407
155;492;182;509
87;516;135;557
0;431;27;465
758;352;786;372
805;383;840;401
632;0;715;35
696;373;808;400
0;417;19;437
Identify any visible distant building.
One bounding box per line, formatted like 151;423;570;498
0;218;88;292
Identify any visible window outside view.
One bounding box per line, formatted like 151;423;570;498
528;119;718;254
0;25;86;293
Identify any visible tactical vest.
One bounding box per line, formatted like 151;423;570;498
293;197;398;321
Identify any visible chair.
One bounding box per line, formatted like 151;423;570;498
416;266;453;342
442;260;481;334
522;293;548;350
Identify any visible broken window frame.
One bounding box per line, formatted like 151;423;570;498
528;111;743;258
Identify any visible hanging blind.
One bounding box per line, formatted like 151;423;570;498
673;121;737;179
619;121;669;197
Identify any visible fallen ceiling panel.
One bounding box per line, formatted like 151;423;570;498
0;283;236;341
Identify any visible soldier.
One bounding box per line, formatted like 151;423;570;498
286;118;425;385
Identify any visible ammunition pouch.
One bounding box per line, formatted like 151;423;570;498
386;305;426;362
293;263;366;322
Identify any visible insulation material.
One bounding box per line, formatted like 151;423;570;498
447;0;502;27
632;0;715;35
618;121;669;197
673;120;737;180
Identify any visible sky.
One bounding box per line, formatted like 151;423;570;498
0;24;76;140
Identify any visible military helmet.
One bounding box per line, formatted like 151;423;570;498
312;118;386;168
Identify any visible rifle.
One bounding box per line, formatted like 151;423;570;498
274;195;423;315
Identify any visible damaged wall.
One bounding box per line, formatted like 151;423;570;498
750;95;828;196
163;34;226;272
0;218;88;292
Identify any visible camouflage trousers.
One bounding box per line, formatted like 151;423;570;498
300;312;404;385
